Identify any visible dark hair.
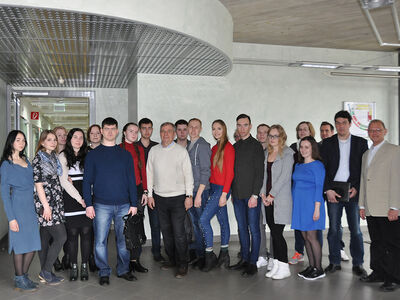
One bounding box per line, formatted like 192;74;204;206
236;114;251;123
0;130;27;166
334;110;352;123
175;119;188;127
257;123;270;130
298;136;322;163
36;130;57;154
320;121;334;131
121;122;143;172
139;118;153;128
62;128;87;170
87;124;101;142
102;117;118;128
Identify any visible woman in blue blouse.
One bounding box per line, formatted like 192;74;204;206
0;130;41;291
291;136;326;280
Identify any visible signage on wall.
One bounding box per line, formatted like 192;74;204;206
31;111;39;120
343;102;376;139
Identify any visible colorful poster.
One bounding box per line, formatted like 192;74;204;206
343;102;376;138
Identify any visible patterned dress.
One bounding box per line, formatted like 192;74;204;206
32;151;65;227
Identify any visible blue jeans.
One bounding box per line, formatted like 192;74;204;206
146;205;162;257
233;197;261;265
188;189;209;256
93;203;130;277
199;184;230;249
327;201;364;266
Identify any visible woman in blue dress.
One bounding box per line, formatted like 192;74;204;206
0;130;41;291
291;136;326;280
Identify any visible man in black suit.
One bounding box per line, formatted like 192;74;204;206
320;110;368;276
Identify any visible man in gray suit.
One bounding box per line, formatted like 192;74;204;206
359;119;400;292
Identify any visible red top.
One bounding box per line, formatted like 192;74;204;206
210;142;235;193
119;141;147;190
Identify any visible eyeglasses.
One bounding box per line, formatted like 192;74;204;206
367;129;384;133
268;135;280;140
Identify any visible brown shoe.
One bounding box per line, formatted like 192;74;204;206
175;266;188;279
161;261;175;270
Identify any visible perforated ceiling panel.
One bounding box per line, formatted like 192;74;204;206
0;6;231;88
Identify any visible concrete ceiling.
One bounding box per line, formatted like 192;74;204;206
220;0;400;52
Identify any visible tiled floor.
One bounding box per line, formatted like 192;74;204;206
0;229;399;300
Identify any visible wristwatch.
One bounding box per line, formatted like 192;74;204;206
186;195;193;198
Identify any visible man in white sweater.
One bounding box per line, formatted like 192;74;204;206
147;122;194;278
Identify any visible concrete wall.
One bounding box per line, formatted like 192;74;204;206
0;79;8;238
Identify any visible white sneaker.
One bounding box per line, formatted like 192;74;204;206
341;250;350;261
256;256;268;268
272;261;291;280
267;258;274;271
265;259;279;278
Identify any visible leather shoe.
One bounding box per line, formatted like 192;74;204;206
118;272;137;281
131;261;148;273
380;281;398;292
175;265;188;279
324;264;341;273
241;264;257;277
229;259;248;271
360;271;384;283
161;261;175;270
99;276;109;286
352;265;367;277
154;254;166;262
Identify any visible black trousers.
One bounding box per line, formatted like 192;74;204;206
265;205;288;263
367;216;400;282
154;193;188;267
39;224;67;272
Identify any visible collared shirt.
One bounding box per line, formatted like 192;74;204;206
162;141;175;149
334;135;351;182
367;140;385;167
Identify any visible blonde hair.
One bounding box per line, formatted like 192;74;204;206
212;120;228;172
267;124;287;156
296;121;315;139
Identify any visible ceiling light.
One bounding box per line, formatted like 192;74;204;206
360;0;394;10
301;62;342;69
21;92;49;96
377;66;400;72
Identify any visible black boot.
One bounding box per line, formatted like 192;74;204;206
188;249;197;264
217;250;230;268
62;254;71;270
80;263;89;281
53;257;63;272
131;260;148;273
70;264;78;281
88;253;98;272
202;251;218;272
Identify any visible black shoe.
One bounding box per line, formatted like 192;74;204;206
175;265;188;279
304;268;326;280
352;265;367;277
192;256;205;270
80;263;89;281
154;254;166;262
229;259;248;271
69;264;78;281
380;281;398;292
88;254;98;272
360;271;384;283
161;261;175;270
202;251;218;272
188;249;197;264
217;250;230;269
131;260;148;273
298;266;314;278
53;257;63;272
99;276;109;286
62;254;71;270
118;272;137;281
324;264;341;273
241;264;257;277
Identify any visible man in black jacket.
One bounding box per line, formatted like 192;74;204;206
229;114;265;277
320;110;368;277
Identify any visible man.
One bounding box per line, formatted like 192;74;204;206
230;114;265;277
186;118;211;268
320;110;368;276
147;122;194;278
175;119;189;148
137;117;164;262
83;117;137;285
359;120;400;292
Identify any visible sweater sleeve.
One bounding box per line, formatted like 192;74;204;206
198;143;211;186
182;149;194;196
126;153;137;207
223;144;235;193
139;146;147;190
58;153;83;203
83;152;94;207
312;162;325;204
270;152;294;197
0;162;16;221
252;142;265;195
146;148;154;198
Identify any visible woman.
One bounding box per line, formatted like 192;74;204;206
87;124;101;151
59;128;92;281
260;125;294;280
120;122;148;273
289;121;315;265
54;126;67;154
199;119;235;272
0;130;41;291
33;130;67;285
292;136;326;280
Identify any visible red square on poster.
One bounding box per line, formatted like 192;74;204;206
31;112;39;120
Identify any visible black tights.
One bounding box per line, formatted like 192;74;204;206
13;252;35;276
301;230;322;270
67;226;92;264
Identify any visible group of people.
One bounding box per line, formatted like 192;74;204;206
1;110;399;293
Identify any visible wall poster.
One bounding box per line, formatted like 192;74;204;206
343;102;376;139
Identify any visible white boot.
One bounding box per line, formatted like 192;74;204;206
265;259;279;278
267;257;274;271
272;261;291;280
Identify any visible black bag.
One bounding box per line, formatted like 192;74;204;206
185;212;195;244
122;212;147;251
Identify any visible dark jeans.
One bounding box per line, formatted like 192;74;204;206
39;224;67;272
144;202;162;257
67;226;92;264
327;201;364;266
367;216;400;281
265;205;288;263
232;197;261;265
188;189;209;256
155;193;188;267
294;229;324;254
